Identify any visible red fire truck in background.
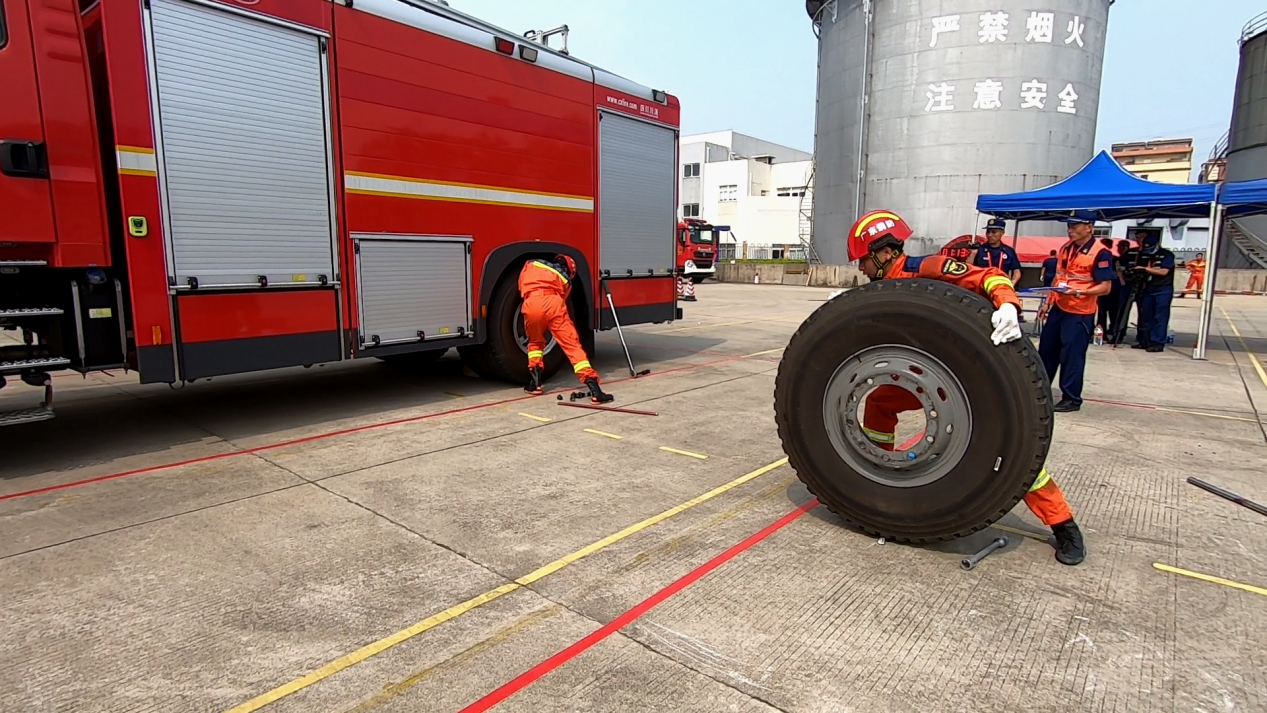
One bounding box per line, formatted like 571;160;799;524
676;218;728;284
0;0;683;425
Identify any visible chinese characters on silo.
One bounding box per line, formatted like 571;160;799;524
923;11;1090;115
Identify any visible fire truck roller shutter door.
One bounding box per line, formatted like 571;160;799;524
354;235;473;348
598;112;677;278
147;0;335;290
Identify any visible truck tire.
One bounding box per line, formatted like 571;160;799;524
459;270;565;383
773;278;1054;543
690;274;708;284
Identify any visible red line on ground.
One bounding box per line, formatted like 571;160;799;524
456;498;818;713
0;352;762;503
897;430;925;451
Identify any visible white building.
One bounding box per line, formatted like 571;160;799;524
678;131;814;259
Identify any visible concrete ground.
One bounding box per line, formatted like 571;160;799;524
1;284;1265;713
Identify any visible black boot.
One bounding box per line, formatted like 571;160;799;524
584;377;614;404
1051;520;1086;566
525;366;543;395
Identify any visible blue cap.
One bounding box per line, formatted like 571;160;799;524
985;218;1007;231
1063;210;1097;225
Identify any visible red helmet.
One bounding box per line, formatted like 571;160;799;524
847;210;914;262
554;254;577;279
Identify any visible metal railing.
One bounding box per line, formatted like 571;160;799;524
1242;11;1267;45
797;161;821;264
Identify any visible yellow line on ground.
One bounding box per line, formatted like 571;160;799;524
1153;563;1267;597
221;457;789;713
443;392;465;400
659;446;709;460
1220;306;1267;390
517;413;551;423
583;428;623;439
743;347;786;358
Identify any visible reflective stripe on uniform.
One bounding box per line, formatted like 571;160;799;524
573;360;592;373
862;427;895;444
531;260;569;284
1029;467;1051;492
983;275;1013;295
527;350;544;359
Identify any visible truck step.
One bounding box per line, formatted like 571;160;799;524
0;357;71;373
0;308;64;317
0;406;56;427
0;260;48;267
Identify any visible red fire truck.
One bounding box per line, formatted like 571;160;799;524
676;218;727;283
0;0;683;425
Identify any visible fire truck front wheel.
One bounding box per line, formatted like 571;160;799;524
773;278;1055;543
689;275;709;284
459;270;566;383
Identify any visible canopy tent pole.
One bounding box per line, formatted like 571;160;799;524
1193;201;1224;361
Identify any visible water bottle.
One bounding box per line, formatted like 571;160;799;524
1093;325;1104;346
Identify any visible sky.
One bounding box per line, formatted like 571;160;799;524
460;0;1263;177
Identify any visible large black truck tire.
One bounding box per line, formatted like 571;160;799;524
773;278;1054;543
459;270;566;383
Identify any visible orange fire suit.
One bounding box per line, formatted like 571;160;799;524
1184;258;1206;295
864;253;1074;526
518;260;599;383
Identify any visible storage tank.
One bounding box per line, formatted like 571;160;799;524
808;0;1113;262
1221;12;1267;269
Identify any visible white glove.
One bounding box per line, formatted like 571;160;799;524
990;303;1022;345
828;289;845;301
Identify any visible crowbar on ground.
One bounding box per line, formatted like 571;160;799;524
556;402;658;416
1187;477;1267;517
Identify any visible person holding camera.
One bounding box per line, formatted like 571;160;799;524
1122;231;1176;353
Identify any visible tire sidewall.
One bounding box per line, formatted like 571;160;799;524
776;279;1053;541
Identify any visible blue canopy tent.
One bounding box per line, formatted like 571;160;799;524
976;150;1217;221
1219;177;1267;218
976;150;1221;360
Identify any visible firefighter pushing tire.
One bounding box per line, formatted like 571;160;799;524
773;278;1055;543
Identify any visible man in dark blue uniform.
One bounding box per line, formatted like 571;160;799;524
1041;250;1058;287
974;218;1023;285
1124;232;1176;353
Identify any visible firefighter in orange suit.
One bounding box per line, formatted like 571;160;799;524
844;210;1086;565
518;255;613;403
1181;252;1206;297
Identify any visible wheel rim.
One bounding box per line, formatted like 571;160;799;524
513;302;557;356
821;344;973;489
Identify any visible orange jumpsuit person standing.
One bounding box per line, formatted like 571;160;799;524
847;210;1086;565
518;255;613;403
1182;253;1206;297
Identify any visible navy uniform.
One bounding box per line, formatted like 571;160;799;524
1041;253;1059;287
1039;213;1116;412
1123;236;1176;352
973;218;1023;279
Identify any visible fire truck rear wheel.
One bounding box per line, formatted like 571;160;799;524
772;278;1055;543
459;269;565;383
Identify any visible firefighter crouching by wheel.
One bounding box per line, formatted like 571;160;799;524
847;210;1086;565
519;255;614;403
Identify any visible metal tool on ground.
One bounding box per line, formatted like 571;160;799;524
601;279;651;379
557;402;658;416
1187;477;1267;517
961;537;1008;570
